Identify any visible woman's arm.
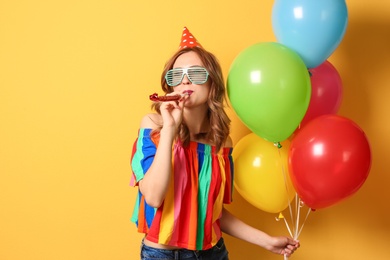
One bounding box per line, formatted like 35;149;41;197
137;96;188;208
138;116;175;208
220;207;299;257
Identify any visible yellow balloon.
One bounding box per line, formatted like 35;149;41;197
233;133;296;213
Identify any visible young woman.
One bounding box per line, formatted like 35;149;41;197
130;27;300;260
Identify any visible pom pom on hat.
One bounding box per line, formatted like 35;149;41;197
179;27;203;49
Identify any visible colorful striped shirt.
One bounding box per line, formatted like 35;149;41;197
130;128;234;250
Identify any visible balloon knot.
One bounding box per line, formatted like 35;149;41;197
274;142;282;149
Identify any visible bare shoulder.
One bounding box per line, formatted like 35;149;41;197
224;136;233;148
140;113;162;129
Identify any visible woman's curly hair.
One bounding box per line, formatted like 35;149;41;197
152;47;230;152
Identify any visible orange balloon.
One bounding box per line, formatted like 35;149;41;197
233;133;296;213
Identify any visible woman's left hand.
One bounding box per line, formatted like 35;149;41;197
268;236;300;257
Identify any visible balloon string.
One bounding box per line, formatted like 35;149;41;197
294;196;301;239
283;216;293;238
297;207;312;238
294;193;299;236
277;147;296;236
276;145;311;260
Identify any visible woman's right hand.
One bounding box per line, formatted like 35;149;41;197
159;93;188;130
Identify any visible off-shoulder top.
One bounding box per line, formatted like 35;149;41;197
130;128;234;250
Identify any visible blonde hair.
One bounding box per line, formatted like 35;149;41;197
152;47;230;151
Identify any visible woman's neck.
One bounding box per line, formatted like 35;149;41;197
182;107;210;138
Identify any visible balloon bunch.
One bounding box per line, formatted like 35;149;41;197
228;1;372;257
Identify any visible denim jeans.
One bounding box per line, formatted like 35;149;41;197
140;237;229;260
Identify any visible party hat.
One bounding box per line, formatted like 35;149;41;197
179;27;203;49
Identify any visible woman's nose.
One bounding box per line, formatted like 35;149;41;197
181;74;191;85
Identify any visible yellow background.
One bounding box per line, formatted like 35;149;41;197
1;0;389;259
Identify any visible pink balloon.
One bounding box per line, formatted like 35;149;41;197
300;60;343;127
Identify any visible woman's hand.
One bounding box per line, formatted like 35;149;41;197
266;236;300;257
159;92;188;130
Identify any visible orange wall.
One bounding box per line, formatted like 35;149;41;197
0;1;389;259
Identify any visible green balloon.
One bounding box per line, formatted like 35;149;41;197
227;42;311;142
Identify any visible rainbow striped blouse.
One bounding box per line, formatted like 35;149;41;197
130;128;234;250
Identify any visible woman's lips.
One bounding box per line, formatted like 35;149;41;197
183;90;193;96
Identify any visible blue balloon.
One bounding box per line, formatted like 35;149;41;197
272;0;348;68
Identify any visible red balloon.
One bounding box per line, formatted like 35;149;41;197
300;60;343;127
289;115;371;209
